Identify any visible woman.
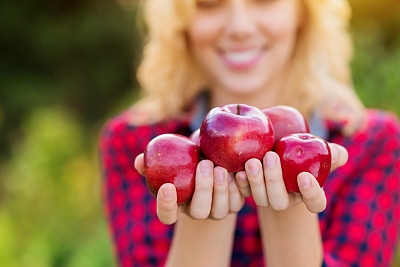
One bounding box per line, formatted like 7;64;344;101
100;0;400;266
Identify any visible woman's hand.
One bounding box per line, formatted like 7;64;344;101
134;155;244;224
234;142;348;213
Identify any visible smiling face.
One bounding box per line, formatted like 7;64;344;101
187;0;304;105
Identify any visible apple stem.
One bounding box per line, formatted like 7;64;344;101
237;104;241;115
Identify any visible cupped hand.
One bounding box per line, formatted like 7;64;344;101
234;142;348;213
134;154;244;225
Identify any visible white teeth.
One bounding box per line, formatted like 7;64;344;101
224;50;259;64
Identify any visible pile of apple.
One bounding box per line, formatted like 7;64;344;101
143;104;331;204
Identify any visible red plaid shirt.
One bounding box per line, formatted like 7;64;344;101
99;108;400;267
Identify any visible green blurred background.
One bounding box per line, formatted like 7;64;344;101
0;0;399;266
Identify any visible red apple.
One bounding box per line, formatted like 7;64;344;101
200;103;275;173
262;105;310;142
144;133;201;204
189;128;200;146
274;133;331;193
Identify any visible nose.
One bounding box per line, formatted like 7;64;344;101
224;2;257;40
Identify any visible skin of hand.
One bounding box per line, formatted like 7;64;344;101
134;156;245;225
235;142;348;213
134;142;348;224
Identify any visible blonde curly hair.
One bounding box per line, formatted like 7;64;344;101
133;0;364;132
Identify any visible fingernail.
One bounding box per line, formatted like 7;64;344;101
162;186;174;200
330;145;338;163
199;161;212;176
215;169;225;184
298;174;311;189
247;162;260;176
264;153;277;168
237;172;247;182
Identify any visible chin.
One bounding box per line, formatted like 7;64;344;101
218;78;268;96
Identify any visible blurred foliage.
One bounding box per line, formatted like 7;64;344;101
0;0;141;160
0;107;114;266
352;31;400;116
0;0;399;266
350;0;400;48
0;0;139;265
349;0;400;120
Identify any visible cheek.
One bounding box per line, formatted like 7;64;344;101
187;16;222;48
263;15;299;41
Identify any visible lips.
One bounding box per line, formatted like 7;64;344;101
221;48;263;69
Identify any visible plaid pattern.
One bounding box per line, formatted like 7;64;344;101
99;109;400;267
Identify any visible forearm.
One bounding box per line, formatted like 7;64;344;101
165;213;237;267
258;203;323;267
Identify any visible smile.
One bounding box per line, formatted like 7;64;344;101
221;49;263;69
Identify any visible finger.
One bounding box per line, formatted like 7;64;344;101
156;183;179;224
235;171;252;197
210;167;229;219
263;152;289;210
228;173;245;213
298;172;327;213
134;153;145;175
189;160;214;219
329;143;348;171
245;158;269;207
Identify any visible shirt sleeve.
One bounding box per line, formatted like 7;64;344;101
98;114;174;267
320;110;400;267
